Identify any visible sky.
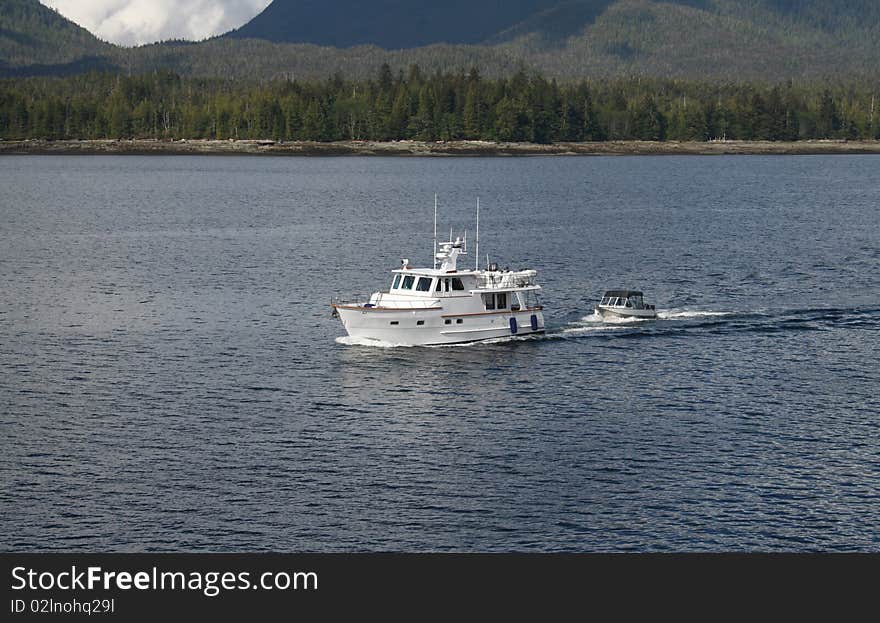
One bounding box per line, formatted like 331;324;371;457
39;1;272;46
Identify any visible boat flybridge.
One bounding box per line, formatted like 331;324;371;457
595;290;657;320
332;201;545;346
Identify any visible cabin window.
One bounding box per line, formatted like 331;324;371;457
435;279;442;291
496;293;507;309
390;321;399;325
417;320;425;326
483;293;496;310
416;277;432;292
392;275;401;290
444;278;451;292
444;319;451;325
456;318;463;324
402;275;415;290
451;278;465;291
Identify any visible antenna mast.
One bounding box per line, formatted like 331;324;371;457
475;198;480;271
433;194;438;269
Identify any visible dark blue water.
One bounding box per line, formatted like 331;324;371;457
1;155;878;551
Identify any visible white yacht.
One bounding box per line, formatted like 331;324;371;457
332;218;545;346
596;290;657;320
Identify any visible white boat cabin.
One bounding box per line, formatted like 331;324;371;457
599;290;653;310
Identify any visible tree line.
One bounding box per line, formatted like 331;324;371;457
1;65;878;142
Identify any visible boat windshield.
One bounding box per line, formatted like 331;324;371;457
602;296;637;307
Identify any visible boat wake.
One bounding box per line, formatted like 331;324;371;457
336;333;544;349
656;310;734;320
556;308;745;337
336;307;878;348
554;306;879;341
572;309;734;325
335;336;415;348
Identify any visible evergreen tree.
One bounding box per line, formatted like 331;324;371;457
463;79;483;139
377;63;393;93
631;95;666;141
816;90;840;138
410;84;435;140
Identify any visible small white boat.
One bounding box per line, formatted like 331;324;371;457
596;290;657;320
332;203;545;346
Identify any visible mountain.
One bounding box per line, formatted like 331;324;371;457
0;0;113;75
225;0;663;48
2;0;880;81
226;0;558;48
226;0;880;49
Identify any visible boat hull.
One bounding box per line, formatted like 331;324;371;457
596;305;657;320
334;306;545;346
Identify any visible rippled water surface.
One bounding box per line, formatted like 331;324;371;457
1;154;879;551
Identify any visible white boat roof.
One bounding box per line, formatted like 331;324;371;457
393;267;478;276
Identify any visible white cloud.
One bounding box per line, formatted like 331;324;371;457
40;1;272;46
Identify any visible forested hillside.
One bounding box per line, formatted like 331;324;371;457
0;0;111;74
226;0;558;48
1;0;880;80
2;66;877;142
227;0;880;50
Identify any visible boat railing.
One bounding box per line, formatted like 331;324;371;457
331;294;442;310
476;272;537;290
331;294;371;308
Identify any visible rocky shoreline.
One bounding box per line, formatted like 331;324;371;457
2;138;880;156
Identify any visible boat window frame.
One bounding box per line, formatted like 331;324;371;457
483;293;496;310
392;274;402;290
511;292;522;311
401;275;415;290
496;292;507;309
451;277;465;291
415;277;433;292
